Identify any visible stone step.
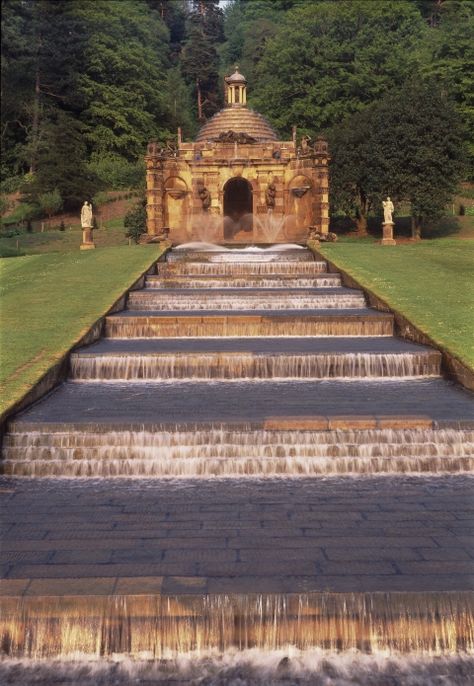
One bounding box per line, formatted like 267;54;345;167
10;378;474;425
127;287;366;311
146;274;342;289
69;350;441;381
167;248;313;263
159;261;328;276
105;311;393;337
4;426;472;477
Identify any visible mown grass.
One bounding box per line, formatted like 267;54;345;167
0;218;129;257
319;237;474;369
0;244;166;415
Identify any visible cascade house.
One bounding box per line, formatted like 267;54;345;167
145;67;329;244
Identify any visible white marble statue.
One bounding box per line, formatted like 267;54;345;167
81;201;93;228
382;196;394;224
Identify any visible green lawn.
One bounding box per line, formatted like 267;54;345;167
318;237;474;370
0;244;166;416
0;218;129;257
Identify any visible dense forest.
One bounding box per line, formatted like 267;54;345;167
1;0;473;231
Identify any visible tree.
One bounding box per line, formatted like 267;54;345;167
22;110;98;211
251;0;426;136
328;108;385;234
124;197;147;243
72;0;173;160
38;188;62;221
180;0;224;119
417;0;474;178
328;80;466;237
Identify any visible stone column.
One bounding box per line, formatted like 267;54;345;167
145;143;165;237
381;222;396;245
313;137;330;234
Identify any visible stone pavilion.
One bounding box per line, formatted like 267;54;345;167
145;67;329;244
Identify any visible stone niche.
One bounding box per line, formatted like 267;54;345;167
145;69;330;245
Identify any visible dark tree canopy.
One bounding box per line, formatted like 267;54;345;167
1;0;472;224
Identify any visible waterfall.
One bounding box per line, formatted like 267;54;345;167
127;290;367;311
146;275;342;288
105;316;393;338
70;352;441;381
4;428;472;477
160;261;328;276
1;592;472;658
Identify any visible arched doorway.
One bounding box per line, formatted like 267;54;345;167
223;177;253;240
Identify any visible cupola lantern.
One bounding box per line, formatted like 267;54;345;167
225;66;247;107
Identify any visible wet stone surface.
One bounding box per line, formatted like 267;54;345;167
14;378;474;424
1;475;473;594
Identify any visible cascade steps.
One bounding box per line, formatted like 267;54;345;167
69;338;441;381
1;245;473;663
3;246;473;479
105;310;394;338
4;425;473;477
145;274;342;288
127;286;367;311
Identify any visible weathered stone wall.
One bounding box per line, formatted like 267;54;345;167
145;140;330;244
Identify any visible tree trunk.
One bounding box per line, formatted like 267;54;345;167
197;79;203;120
354;190;369;234
411;216;422;240
30;67;40;174
355;214;368;234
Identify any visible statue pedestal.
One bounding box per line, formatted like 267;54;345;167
381;222;396;246
80;227;95;250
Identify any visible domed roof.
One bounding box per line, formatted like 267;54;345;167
196;107;278;143
225;66;247;84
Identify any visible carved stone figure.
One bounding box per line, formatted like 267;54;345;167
81;201;93;229
80;201;95;250
265;182;276;210
198;185;211;211
301;135;311;153
217;130;257;144
382;196;394;224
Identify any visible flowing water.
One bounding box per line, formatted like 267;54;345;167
2;592;473;659
69;352;441;381
4;428;472;477
161;261;328;275
1;652;473;685
2;244;473;681
127;290;367;311
105;317;393;338
146;275;342;288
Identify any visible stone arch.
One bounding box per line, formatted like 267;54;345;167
223;177;253;240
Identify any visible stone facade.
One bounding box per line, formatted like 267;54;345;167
145;69;330;245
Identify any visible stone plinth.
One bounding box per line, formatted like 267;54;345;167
381;222;396;246
80;227;95;250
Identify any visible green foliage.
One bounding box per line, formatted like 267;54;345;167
87;154;145;191
124;199;147;243
417;1;474;177
73;0;173;159
38;188;62;219
0;195;10;216
21;110;98;210
328;80;466;236
251;0;426;136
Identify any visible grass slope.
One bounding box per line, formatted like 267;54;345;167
0;245;165;415
319;237;474;370
0;219;128;257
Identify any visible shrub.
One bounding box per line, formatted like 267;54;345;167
124;199;147;243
